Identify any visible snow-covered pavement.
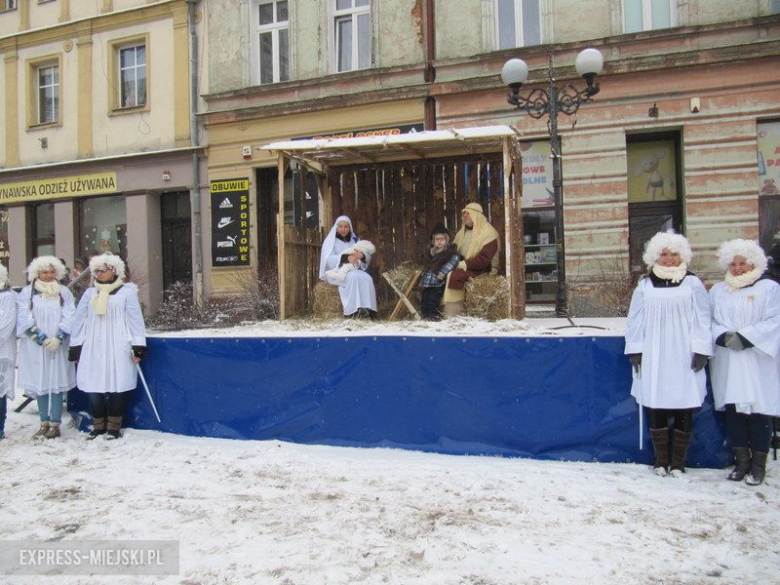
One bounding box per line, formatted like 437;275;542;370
1;399;778;585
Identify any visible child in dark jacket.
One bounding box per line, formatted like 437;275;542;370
419;223;460;320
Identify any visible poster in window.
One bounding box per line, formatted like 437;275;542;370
0;207;8;268
211;179;250;267
757;121;780;197
627;140;677;203
519;141;554;208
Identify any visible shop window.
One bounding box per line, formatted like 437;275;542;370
495;0;541;49
334;0;371;72
626;133;682;277
0;207;9;269
31;203;55;258
523;210;558;303
253;0;289;85
758;120;780;254
78;195;127;259
623;0;676;33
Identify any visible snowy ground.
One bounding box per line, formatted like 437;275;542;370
1;394;778;585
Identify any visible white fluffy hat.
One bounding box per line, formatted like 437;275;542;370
89;253;126;280
0;263;7;288
27;256;67;282
642;231;693;267
716;238;768;273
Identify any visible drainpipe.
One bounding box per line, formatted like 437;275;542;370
187;0;203;304
424;0;436;130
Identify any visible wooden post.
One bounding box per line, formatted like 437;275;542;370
503;137;525;319
277;153;287;320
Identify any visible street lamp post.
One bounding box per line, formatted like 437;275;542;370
501;48;604;317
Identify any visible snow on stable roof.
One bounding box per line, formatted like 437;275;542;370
261;125;520;167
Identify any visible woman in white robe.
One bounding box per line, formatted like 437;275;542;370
709;239;780;486
319;215;378;318
16;256;76;439
0;263;16;440
69;254;146;440
625;231;712;476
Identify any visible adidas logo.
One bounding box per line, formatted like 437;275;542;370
219;198;233;209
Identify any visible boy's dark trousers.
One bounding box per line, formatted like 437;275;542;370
421;286;446;320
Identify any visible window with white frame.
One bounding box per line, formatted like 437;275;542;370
119;44;146;108
334;0;371;72
36;63;59;125
254;0;289;85
1;0;18;11
495;0;541;49
623;0;676;33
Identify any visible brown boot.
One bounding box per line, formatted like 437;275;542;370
32;422;50;440
669;430;693;477
106;416;123;440
44;422;61;439
87;417;107;440
649;427;670;476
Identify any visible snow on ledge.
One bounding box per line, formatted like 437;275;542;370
150;317;627;339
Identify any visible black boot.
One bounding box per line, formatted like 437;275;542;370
669;430;692;477
745;451;768;486
727;447;751;481
87;417;107;440
649;427;670;476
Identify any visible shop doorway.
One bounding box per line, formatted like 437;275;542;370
160;191;192;294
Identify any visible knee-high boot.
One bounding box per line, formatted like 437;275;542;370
670;430;692;475
649;427;670;476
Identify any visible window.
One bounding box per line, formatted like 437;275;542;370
334;0;371;72
626;134;683;277
79;195;127;259
495;0;541;49
119;44;146;108
254;0;289;85
624;0;676;33
31;203;55;258
1;0;18;12
758;120;780;253
36;63;59;125
0;207;9;270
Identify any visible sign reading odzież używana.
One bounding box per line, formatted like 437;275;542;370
0;172;118;204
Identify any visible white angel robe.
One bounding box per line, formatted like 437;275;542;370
16;285;76;397
320;224;378;316
624;275;712;409
709;279;780;416
0;289;17;400
71;283;146;394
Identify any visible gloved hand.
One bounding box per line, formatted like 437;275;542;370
43;337;62;353
691;353;708;372
628;353;642;375
724;333;745;351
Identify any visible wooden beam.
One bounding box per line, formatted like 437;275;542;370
383;270;422;321
398;143;427;159
277;152;287;320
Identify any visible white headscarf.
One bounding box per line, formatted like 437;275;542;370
319;215;358;280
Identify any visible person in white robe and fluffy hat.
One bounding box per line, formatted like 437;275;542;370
0;263;17;440
16;256;76;439
709;238;780;486
69;253;147;439
319;216;378;319
625;231;712;476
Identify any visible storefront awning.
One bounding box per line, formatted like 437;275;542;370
261;125;520;169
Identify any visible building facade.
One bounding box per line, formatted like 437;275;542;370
0;0;205;315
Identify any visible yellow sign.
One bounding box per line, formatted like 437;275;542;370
0;172;118;204
210;179;249;193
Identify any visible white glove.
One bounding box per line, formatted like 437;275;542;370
43;337;62;353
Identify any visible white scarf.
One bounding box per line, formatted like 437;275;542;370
33;279;61;299
724;267;763;292
651;262;688;284
92;278;125;315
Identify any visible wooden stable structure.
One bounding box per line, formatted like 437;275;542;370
263;126;527;320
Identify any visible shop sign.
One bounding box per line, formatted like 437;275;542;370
0;172;118;204
519;141;554;208
758;121;780;197
211;179;250;267
293;123;424;141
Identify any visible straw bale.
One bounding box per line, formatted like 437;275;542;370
313;281;343;318
465;275;510;321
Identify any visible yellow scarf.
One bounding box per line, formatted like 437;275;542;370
33;279;61;299
92;278;125;316
452;204;500;272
